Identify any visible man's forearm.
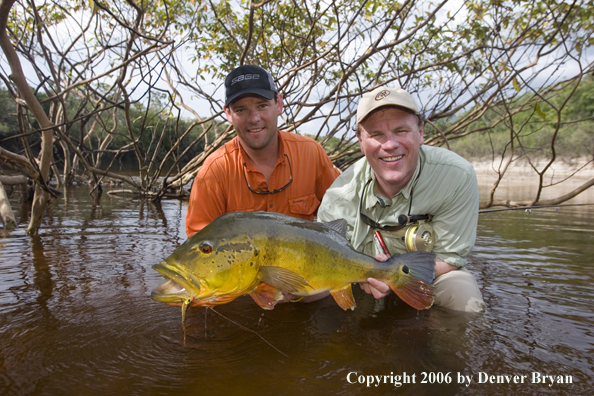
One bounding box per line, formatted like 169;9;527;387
435;257;457;277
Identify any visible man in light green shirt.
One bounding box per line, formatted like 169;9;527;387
317;87;485;312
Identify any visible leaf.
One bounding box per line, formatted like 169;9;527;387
535;103;546;120
372;2;379;14
512;77;521;92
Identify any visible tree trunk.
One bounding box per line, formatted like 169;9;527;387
0;0;54;235
0;181;16;228
27;184;50;234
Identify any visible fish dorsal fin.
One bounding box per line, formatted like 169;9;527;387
324;219;349;238
258;266;312;294
330;284;356;311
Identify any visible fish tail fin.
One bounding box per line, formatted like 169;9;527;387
385;251;436;310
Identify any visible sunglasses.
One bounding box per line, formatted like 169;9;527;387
358;179;407;231
243;154;293;195
359;162;429;230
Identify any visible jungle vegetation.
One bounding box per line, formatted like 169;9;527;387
0;0;593;233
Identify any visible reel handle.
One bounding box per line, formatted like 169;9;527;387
397;214;432;225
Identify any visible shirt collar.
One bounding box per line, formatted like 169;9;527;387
236;130;286;172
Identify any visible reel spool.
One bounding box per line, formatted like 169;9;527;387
403;222;435;252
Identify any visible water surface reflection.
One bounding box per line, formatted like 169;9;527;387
0;186;592;395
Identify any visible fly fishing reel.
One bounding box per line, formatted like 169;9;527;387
396;214;435;252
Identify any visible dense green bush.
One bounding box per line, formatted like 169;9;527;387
446;77;594;160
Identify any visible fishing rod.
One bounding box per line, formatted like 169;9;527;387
372;204;593;255
479;203;594;214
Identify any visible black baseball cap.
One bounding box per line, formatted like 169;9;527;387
224;65;277;107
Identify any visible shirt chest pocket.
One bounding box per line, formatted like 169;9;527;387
288;192;320;216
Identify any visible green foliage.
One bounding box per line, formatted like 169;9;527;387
447;76;594;160
0;88;19;152
2;0;593;191
0;84;210;170
0;85;52;155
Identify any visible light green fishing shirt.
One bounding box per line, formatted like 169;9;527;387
317;145;479;268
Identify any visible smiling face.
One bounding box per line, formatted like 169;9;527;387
224;94;284;153
357;106;424;198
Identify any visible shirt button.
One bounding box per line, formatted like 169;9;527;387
269;204;273;208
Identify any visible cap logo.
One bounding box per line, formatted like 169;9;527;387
375;90;391;101
231;74;260;85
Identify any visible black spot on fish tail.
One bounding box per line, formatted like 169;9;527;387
388;251;436;284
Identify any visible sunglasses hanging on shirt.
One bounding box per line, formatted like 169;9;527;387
243;154;293;195
358;171;435;253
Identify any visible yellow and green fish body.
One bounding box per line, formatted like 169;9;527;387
151;211;436;312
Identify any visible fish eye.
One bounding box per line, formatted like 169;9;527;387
198;241;213;254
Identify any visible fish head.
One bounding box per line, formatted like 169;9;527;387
151;232;262;307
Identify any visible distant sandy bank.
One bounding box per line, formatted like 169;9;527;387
471;157;593;182
469;157;593;204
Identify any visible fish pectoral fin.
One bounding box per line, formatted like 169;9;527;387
330;284;356;311
323;219;349;238
250;283;284;310
258;266;312;294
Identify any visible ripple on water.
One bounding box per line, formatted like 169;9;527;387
0;189;593;395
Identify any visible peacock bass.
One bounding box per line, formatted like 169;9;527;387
151;211;436;320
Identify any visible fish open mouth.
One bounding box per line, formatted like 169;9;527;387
153;279;187;295
151;263;196;306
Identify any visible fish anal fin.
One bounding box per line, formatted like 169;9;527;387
330;284;356;311
324;219;349;238
250;283;283;310
389;278;434;310
258;266;312;294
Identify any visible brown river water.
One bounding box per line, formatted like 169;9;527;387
0;184;593;395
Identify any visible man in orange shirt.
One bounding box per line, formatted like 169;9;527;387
186;65;340;237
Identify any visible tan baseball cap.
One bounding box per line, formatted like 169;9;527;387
357;87;419;125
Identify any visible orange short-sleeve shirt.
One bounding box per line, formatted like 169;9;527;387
185;131;340;237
